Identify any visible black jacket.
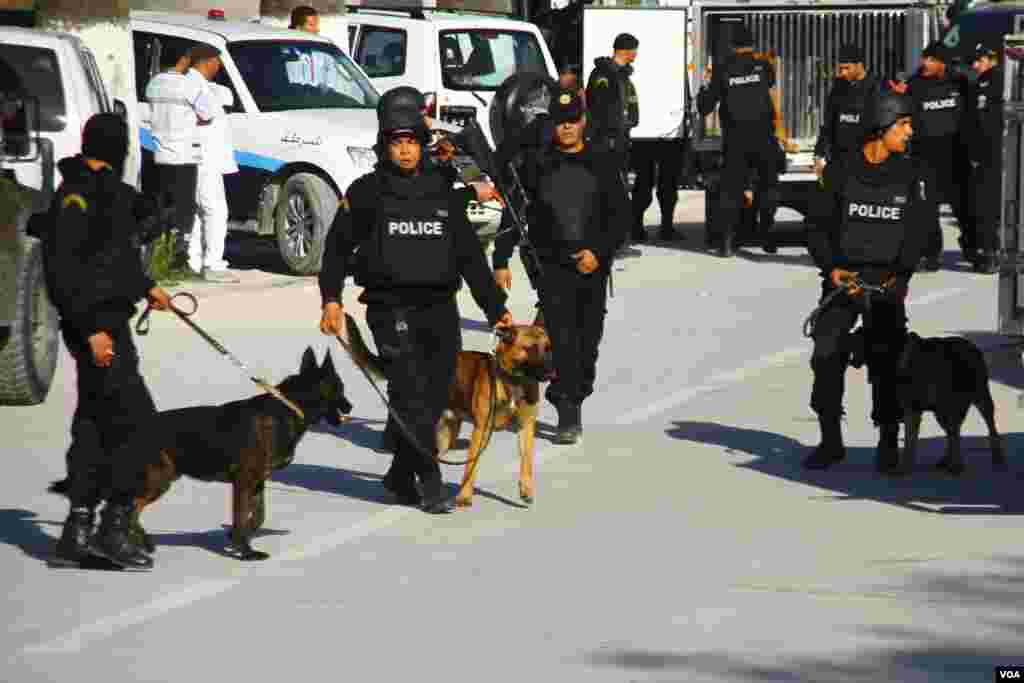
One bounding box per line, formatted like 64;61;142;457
807;151;935;281
586;57;638;151
491;142;627;272
318;163;508;326
965;65;1004;166
697;52;775;134
813;74;882;162
906;71;967;141
41;156;155;349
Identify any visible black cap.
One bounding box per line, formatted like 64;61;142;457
922;40;948;62
731;24;754;48
613;33;639;51
838;43;865;64
81;113;128;167
377;86;428;141
972;41;999;61
549;88;584;125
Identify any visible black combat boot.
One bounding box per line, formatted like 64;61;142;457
51;507;97;567
419;474;454;514
875;423;900;474
920;254;941;272
91;503;154;570
555;402;582;445
802;414;846;469
717;232;735;258
382;469;422;506
973;250;999;275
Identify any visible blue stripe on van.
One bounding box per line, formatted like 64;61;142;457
139;127;286;173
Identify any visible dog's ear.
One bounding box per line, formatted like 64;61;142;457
321;349;336;375
496;326;517;345
300;347;318;376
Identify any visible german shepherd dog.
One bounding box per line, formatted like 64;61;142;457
50;348;352;561
849;328;1006;476
345;315;554;508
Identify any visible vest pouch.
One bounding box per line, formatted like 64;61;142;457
361;197;457;288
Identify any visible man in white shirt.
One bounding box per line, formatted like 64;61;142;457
145;43;216;267
185;46;239;283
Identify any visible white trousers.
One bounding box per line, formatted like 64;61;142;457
188;163;230;272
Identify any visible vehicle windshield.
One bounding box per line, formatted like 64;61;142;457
439;29;548;91
227;40;379;112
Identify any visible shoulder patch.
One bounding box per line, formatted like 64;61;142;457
594;77;609;88
61;194;88;211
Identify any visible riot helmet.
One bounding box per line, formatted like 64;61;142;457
377;86;429;143
863;91;914;139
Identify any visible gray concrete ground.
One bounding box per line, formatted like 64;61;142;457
3;193;1023;682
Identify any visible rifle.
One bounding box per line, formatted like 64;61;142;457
440;117;545;291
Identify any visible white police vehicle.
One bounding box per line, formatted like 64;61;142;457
131;10;381;275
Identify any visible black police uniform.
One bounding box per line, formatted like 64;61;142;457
492;90;628;442
318;89;508;513
966;44;1004;273
697;29;780;257
804;95;935;472
629;138;684;242
906;43;971;268
814;72;882;169
41;115;160;569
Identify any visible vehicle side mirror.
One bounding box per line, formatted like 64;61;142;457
113;98;127;119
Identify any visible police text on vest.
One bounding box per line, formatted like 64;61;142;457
729;74;761;86
848;203;902;220
388;221;444;236
922;97;957;111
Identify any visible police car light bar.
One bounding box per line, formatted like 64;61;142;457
208;8;226;20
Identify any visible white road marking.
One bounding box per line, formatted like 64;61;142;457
20;286;971;655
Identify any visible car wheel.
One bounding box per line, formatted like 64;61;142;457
0;234;60;405
274;173;338;275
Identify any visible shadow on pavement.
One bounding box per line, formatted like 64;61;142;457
584;558;1024;682
0;508;62;562
665;421;1024;516
640;220;818;269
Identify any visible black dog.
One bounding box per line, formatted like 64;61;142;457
850;328;1006;476
51;348;352;561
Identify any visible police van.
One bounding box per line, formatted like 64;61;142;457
343;0;558;148
131;10;382;275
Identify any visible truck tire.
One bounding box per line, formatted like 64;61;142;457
274;173;338;276
0;236;59;406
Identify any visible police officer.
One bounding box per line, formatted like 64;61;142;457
814;44;882;180
586;32;639;249
697;24;780;258
967;41;1004;274
803;92;935;472
318;87;511;513
43;114;172;568
630;139;684;242
492;89;628;444
904;41;971;271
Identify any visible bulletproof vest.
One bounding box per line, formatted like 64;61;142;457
536;157;599;244
724;55;772;124
834;76;877;154
839;173;911;266
357;185;457;288
913;76;962;139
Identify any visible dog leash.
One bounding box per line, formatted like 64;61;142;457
136;292;305;421
802;278;887;338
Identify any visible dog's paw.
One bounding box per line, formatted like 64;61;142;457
455;494;474;508
518;483;534;506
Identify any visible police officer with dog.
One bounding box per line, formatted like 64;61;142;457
803;92;935;473
966;40;1004;274
42;113;172;569
318;87;511;514
697;24;780;258
814;43;883;180
492;89;628;444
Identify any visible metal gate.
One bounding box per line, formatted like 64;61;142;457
697;3;928;149
999;34;1024;337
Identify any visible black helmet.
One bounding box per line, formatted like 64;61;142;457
864;91;914;137
81;112;129;168
377;86;428;142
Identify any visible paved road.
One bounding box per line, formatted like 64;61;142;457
3;195;1023;682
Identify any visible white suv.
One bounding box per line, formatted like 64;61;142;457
130;11;381;275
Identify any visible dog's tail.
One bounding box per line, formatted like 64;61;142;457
342;313;387;382
48;476;71;497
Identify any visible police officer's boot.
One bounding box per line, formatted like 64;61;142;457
717;231;736;258
51;506;97;567
974;250;999;275
418;474;455;514
802;414;846;469
555;401;582;445
875;423;901;474
91;502;154;570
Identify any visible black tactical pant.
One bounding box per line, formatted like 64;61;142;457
809;287;907;427
972;156;1002;253
716;131;780;245
913;138;972;258
367;300;459;488
539;261;608;406
630;139;683;236
63;324;157;508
